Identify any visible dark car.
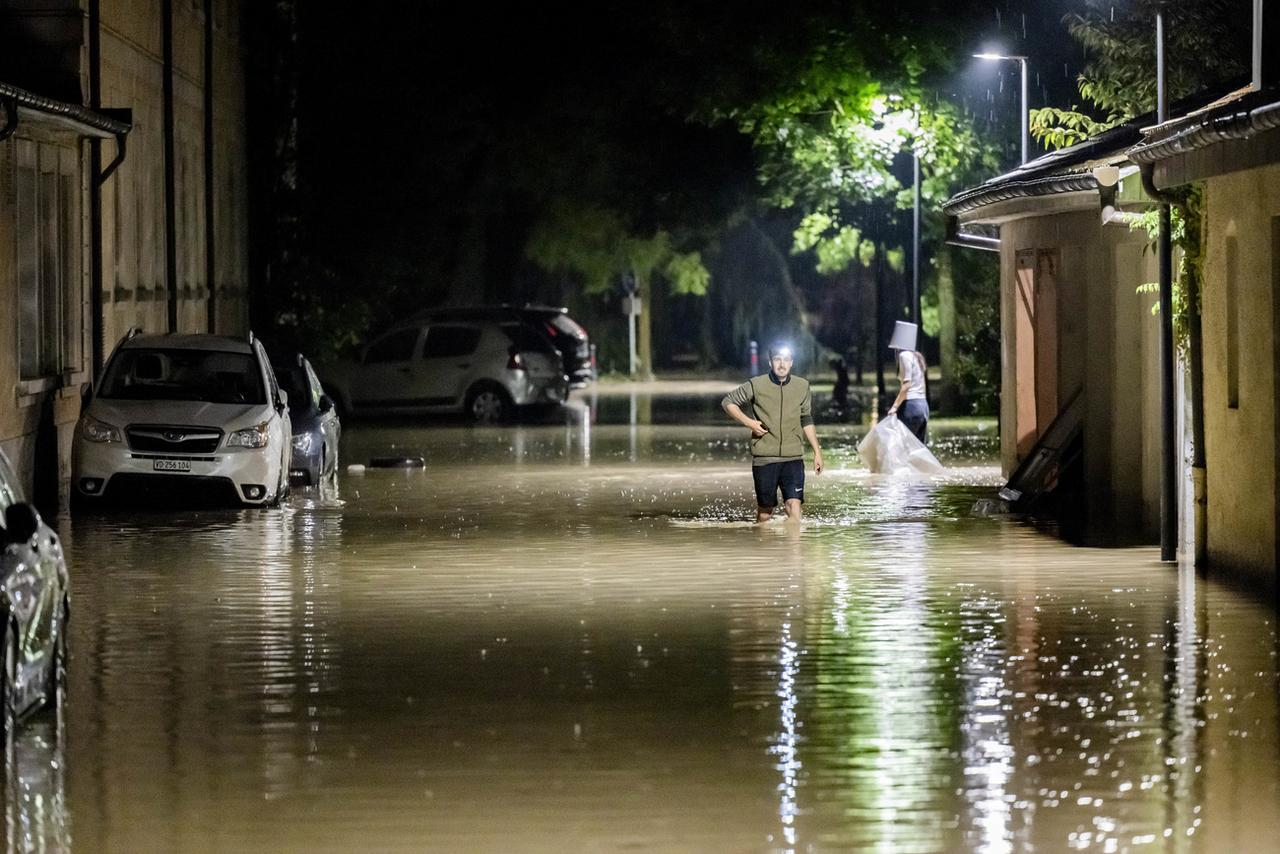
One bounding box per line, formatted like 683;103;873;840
519;305;593;387
0;449;70;746
413;304;593;388
271;353;341;486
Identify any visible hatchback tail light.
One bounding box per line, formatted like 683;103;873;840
507;347;525;371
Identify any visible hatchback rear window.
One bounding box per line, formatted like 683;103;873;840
500;323;556;353
548;315;586;337
100;348;266;405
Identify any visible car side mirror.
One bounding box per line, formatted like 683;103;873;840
319;394;335;414
3;503;41;545
276;389;289;411
80;381;93;407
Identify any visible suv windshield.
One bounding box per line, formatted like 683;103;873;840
100;348;266;404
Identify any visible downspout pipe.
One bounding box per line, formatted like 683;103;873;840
204;0;217;333
0;97;16;141
163;0;178;333
89;0;104;378
1156;6;1178;563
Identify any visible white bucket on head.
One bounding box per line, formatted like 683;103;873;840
889;320;918;351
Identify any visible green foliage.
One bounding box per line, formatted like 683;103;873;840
1030;107;1119;150
525;199;711;297
1033;0;1248;150
1130;186;1204;354
771;97;996;275
665;251;711;296
920;292;940;338
952;251;1001;415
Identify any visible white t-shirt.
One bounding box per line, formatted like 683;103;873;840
897;350;927;400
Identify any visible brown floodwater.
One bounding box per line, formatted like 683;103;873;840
19;390;1280;852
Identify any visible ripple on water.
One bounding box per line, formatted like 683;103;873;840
42;417;1280;852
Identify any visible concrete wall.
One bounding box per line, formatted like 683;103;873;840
1201;164;1280;587
0;0;248;507
996;206;1162;542
99;0;248;346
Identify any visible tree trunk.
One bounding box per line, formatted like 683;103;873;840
937;245;960;413
637;272;653;380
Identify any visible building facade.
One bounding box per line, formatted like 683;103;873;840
945;131;1168;545
1132;87;1280;589
0;0;248;512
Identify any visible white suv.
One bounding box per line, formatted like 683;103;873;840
322;317;568;423
72;331;292;507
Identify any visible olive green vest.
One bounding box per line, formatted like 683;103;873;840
747;374;810;464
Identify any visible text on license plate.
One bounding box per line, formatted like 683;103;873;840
153;459;192;472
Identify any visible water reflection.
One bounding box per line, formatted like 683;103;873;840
28;398;1280;850
5;719;69;853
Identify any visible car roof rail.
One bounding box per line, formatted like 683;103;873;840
296;352;304;366
247;330;255;347
125;326;143;340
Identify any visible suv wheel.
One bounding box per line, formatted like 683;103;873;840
466;385;511;425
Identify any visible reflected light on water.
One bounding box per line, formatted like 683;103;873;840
39;403;1280;851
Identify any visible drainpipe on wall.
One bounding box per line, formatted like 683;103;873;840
204;0;216;333
89;0;103;375
163;0;178;333
1155;7;1177;563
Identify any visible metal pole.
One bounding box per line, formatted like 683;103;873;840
628;308;636;375
1254;0;1264;90
912;148;921;325
1019;58;1029;164
1157;7;1177;561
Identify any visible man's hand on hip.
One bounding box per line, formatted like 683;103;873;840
746;419;769;438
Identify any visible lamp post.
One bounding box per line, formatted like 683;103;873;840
974;52;1030;164
911;139;921;327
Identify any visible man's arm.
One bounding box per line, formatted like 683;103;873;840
722;381;768;437
803;424;823;474
800;388;823;474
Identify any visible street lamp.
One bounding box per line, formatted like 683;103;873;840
973;52;1030;164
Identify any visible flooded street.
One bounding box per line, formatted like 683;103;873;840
29;389;1280;852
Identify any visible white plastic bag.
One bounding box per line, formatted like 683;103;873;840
856;414;945;475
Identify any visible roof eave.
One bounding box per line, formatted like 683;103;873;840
1;81;132;138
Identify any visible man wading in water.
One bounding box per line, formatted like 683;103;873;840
721;343;824;523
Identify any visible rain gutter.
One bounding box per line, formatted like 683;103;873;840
1127;98;1280;166
944;217;1000;252
0;80;131;138
942;171;1100;218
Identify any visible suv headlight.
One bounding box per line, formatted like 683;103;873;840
81;415;122;444
226;421;271;449
292;433;313;453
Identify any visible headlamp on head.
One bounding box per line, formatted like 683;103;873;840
768;342;794;361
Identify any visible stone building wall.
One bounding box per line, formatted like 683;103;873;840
1200;163;1280;586
994;203;1162;543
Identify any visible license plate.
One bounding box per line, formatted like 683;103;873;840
153;459;192;472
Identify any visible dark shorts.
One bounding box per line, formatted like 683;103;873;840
753;460;805;507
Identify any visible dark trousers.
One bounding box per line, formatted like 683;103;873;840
899;398;929;444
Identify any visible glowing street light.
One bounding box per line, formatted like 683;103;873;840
974;52;1030;164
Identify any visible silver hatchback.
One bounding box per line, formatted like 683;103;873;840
321;318;568;423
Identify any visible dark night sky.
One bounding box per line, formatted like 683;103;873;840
272;1;1202;307
294;2;1087;237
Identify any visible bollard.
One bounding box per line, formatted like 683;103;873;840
748;339;758;374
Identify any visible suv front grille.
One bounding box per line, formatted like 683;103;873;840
127;425;223;454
